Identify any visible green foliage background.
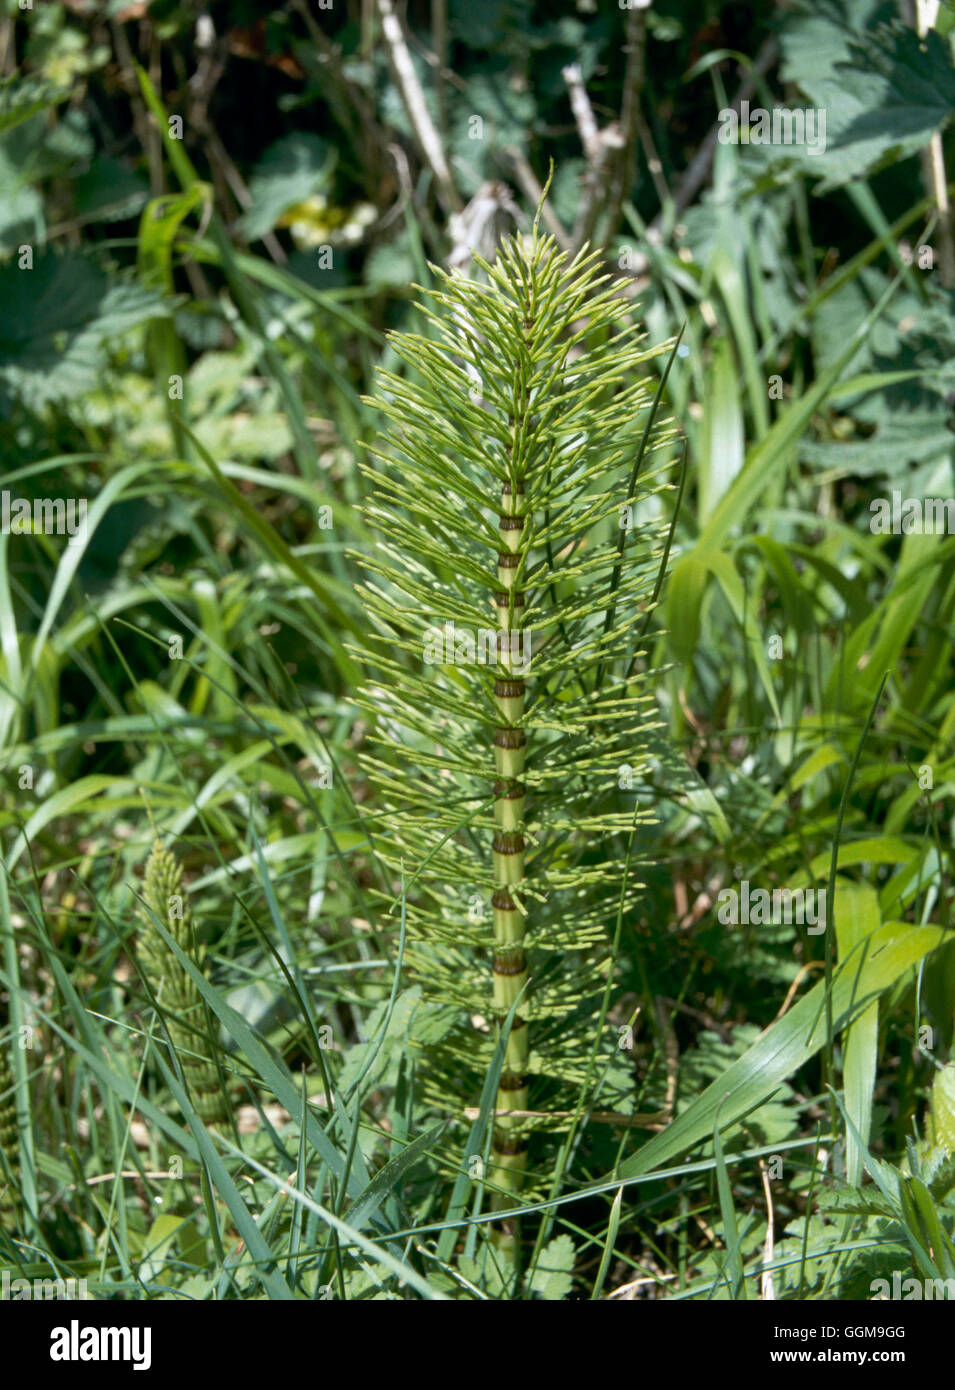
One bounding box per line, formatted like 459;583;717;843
1;0;954;1300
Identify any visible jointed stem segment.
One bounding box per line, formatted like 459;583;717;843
490;442;530;1217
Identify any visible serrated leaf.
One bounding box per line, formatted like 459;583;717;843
0;251;167;410
793;20;955;189
818;1184;897;1221
529;1234;576;1300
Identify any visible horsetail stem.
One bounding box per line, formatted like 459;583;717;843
357;208;676;1267
138;840;230;1128
490;476;530;1217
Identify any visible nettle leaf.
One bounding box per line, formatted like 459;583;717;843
780;1;899;90
926;1152;955;1202
818;1183;897;1221
838;20;955;129
448;74;536;192
789;19;955;189
236;133;335;242
799;419;954;478
0;251;168;411
528;1234;576;1299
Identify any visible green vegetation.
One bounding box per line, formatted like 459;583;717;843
357;217;675;1267
137;838;232;1129
0;0;954;1302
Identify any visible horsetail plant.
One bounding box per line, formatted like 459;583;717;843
355;203;679;1270
137;840;231;1128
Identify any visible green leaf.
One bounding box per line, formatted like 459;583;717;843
799;21;955;189
699;334;745;521
0;252;167;409
590;1185;623;1300
342;1123;446;1233
713;1102;746;1299
236;134;335;242
898;1172;955;1279
529;1234;576;1300
138;186;208;293
615;921;948;1181
338;988;424;1094
139;1213;203;1284
837;883;881;1186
